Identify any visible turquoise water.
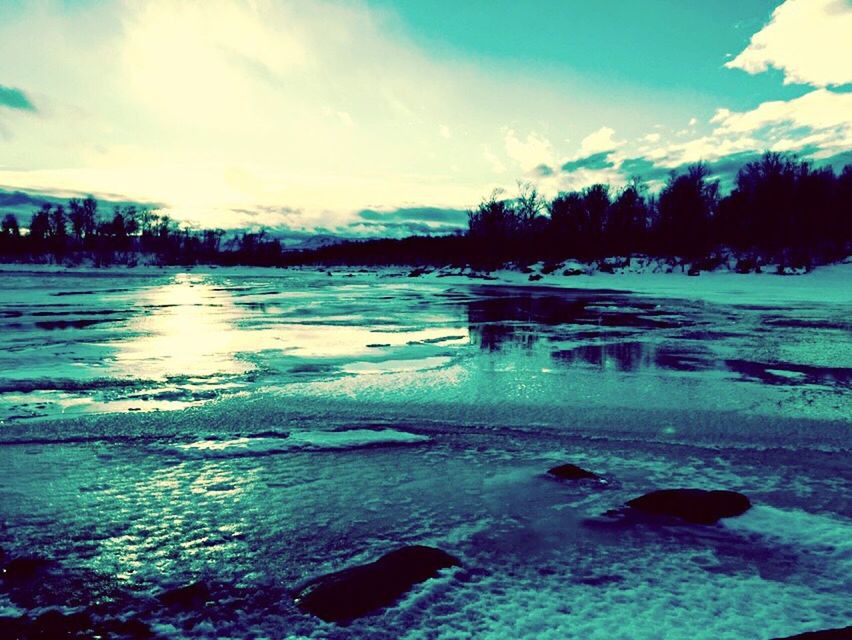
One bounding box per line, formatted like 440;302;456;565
0;268;849;638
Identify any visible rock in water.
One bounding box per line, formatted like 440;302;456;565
547;464;599;481
626;489;751;524
294;545;460;623
157;581;211;609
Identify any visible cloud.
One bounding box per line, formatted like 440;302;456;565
0;186;158;222
726;0;852;87
356;206;468;227
578;126;624;156
534;164;555;177
710;89;852;156
0;85;36;111
504;129;554;171
561;151;615;173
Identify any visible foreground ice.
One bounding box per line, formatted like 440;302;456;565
0;265;849;639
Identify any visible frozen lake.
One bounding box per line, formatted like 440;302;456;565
0;267;850;639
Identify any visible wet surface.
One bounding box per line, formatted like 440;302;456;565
0;269;849;423
0;268;850;639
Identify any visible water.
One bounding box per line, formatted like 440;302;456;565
0;267;849;639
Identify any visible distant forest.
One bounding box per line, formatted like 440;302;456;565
1;152;850;271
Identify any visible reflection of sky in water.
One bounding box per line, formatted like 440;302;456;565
109;273;470;381
0;270;848;422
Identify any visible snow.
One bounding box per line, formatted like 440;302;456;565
411;259;852;306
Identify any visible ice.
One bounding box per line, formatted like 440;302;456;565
0;264;849;638
176;428;430;457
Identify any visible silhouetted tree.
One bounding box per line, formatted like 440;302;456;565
606;180;649;255
657;164;718;259
0;213;21;254
68;197;97;247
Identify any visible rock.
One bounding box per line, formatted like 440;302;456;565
1;556;52;585
528;273;543;281
294;545;460;623
19;610;94;639
772;627;852;639
157;581;211;609
547;464;599;481
626;488;751;524
0;611;153;640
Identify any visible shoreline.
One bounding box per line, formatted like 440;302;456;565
2;258;850;305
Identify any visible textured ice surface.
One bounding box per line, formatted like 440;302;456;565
0;266;850;638
175;428;430;457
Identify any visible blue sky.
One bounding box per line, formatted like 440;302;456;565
0;0;850;234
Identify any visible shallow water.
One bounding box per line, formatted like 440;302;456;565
0;268;850;639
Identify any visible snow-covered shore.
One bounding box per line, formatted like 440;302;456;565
2;257;850;306
410;258;852;305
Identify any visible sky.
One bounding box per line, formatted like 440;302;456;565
1;0;851;236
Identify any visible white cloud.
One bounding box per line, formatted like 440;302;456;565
709;88;852;155
726;0;852;87
578;126;624;156
439;124;451;139
503;129;554;172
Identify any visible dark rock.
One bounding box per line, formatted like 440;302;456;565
294;545;460;623
772;627;852;639
98;617;154;639
28;610;93;639
0;616;26;638
528;273;543;281
157;581;211;609
547;464;599;481
1;557;53;585
626;488;751;524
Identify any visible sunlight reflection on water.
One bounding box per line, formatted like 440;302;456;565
109;273;249;379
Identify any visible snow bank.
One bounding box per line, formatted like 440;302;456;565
413;259;852;305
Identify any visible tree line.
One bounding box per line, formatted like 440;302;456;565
0;196;284;266
1;152;850;270
467;153;851;270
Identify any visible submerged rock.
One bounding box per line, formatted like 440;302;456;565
1;556;53;585
157;581;211;609
294;545;460;623
0;610;153;639
547;464;599;481
772;627;852;639
626;488;751;524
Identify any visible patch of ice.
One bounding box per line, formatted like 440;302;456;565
722;505;852;568
341;356;452;375
286;428;430;449
175;428;430;456
764;368;808;380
